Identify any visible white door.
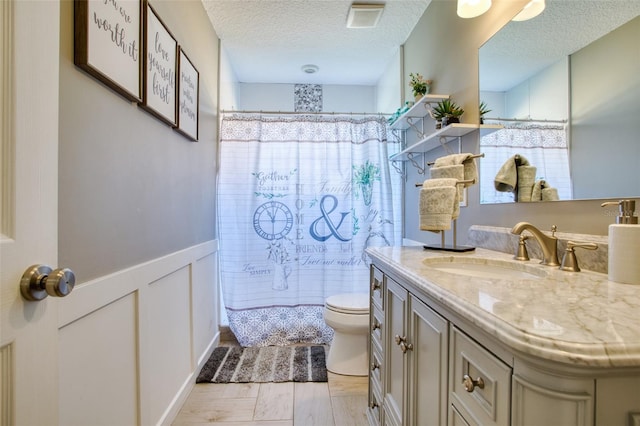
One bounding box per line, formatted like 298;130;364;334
0;1;63;424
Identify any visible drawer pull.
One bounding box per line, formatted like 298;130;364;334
371;361;380;371
369;401;379;409
463;374;485;393
371;280;381;292
372;319;381;331
394;335;414;353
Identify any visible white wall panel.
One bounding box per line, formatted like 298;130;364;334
59;293;139;426
58;240;219;426
146;267;192;422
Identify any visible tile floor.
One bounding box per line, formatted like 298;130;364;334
172;338;370;426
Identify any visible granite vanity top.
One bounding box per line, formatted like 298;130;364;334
366;245;640;368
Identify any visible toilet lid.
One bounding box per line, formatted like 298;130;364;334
325;293;369;314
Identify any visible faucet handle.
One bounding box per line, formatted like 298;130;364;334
550;225;557;237
514;235;530;261
560;241;598;272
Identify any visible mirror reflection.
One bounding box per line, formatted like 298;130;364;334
478;0;640;204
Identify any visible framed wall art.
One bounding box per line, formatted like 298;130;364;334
140;0;177;126
175;47;199;141
74;0;142;101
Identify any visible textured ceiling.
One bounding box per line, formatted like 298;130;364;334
480;0;640;92
201;0;431;85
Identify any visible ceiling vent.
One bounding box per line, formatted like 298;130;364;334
346;4;385;29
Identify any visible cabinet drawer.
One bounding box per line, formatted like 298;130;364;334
371;306;384;353
370;265;384;311
370;345;383;387
450;326;511;426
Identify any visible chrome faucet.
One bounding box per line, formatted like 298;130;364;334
510;222;560;266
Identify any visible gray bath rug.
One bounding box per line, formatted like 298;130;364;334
196;345;328;383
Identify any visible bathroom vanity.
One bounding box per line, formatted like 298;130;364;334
365;246;640;426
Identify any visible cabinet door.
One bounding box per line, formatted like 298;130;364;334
383;277;408;426
512;371;593;426
407;295;449;426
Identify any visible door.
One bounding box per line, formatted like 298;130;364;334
1;1;62;424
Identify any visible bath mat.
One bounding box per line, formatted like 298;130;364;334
196;345;328;383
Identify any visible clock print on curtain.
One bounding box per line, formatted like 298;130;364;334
217;113;402;346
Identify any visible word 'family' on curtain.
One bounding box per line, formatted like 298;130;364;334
217;113;402;346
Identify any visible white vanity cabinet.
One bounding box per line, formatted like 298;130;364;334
367;256;640;426
370;268;448;426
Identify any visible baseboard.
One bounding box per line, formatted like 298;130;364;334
159;330;220;426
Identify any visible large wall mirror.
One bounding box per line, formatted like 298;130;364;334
478;0;640;204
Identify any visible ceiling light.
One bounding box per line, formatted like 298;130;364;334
301;64;319;74
346;4;385;28
512;0;545;21
457;0;492;18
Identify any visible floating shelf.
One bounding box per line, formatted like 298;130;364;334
389;94;450;130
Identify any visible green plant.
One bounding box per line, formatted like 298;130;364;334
431;99;464;121
409;73;432;98
479;101;492;117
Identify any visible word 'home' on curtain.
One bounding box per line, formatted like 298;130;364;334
217;113;401;347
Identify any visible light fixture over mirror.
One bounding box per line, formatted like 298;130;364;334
512;0;545;21
457;0;492;19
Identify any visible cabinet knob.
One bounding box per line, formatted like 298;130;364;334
372;319;381;331
371;280;381;292
463;374;485;393
371;361;380;371
394;335;413;353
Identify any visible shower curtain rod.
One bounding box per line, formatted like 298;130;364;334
221;109;390;117
483;117;567;124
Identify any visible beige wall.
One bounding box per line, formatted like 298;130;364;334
59;0;219;281
402;0;618;245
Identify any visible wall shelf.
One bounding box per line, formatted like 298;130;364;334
390;123;504;162
389;94;450;130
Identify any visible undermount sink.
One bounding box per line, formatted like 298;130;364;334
423;256;548;280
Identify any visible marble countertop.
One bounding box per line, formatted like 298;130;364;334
366;245;640;368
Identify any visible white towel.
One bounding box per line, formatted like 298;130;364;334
542;187;559;201
419;178;459;232
495;154;529;193
531;179;560;202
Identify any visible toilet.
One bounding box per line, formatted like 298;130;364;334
323;292;370;376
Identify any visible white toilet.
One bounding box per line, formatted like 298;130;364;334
323;293;370;376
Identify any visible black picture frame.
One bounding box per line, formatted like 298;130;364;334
175;47;199;141
139;0;177;126
74;0;142;102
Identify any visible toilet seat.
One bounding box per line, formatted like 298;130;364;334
325;293;369;314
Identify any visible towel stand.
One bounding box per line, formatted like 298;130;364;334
416;180;476;252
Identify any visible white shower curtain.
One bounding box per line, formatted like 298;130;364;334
217;113;401;346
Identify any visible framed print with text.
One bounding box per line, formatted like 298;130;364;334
74;0;142;101
140;0;177;126
175;48;199;141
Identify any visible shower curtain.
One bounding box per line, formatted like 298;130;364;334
480;124;572;203
217;113;401;346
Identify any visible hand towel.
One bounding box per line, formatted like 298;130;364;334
531;179;546;201
494;154;529;192
419;178;459;232
433;153;478;186
542;187;559;201
516;166;537;202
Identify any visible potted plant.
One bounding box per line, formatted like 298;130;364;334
409;73;432;101
431;99;464;128
479;101;492;124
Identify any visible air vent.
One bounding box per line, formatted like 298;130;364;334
346;4;384;29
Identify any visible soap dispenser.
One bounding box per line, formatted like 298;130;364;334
601;199;640;285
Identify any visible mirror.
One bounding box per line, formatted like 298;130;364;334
478;0;640;203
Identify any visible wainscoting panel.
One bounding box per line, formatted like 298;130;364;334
57;240;219;426
144;266;192;422
59;293;139;426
